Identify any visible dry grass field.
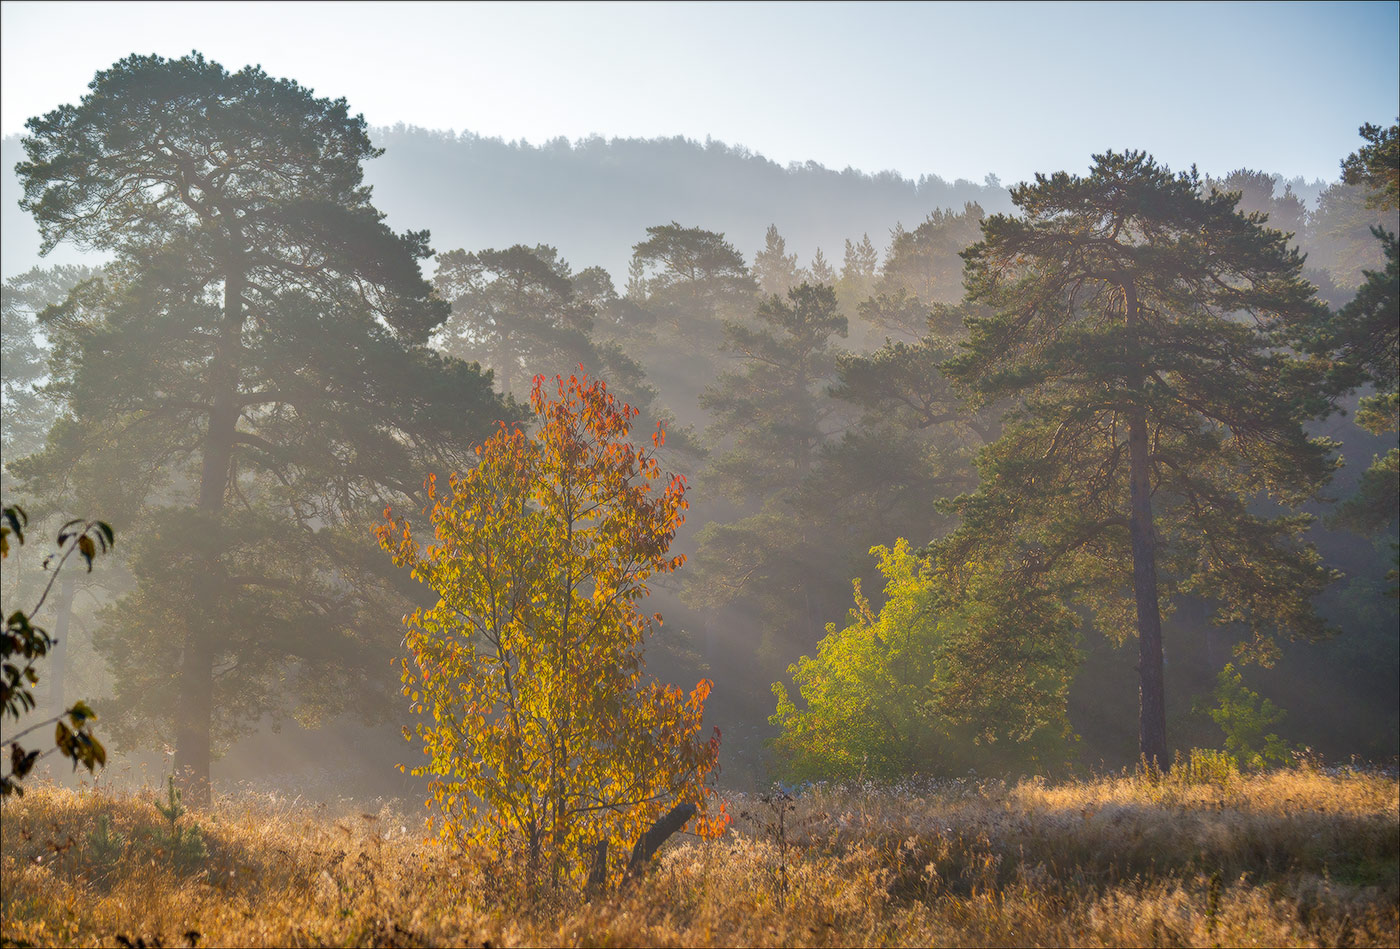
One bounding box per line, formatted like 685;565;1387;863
2;763;1397;948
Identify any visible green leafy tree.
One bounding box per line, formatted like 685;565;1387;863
14;52;512;801
1206;663;1293;770
942;150;1337;768
770;539;1075;781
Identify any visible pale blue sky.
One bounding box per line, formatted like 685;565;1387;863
1;1;1396;184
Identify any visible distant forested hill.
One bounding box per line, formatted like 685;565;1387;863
2;127;1014;281
2;128;1338;283
358;126;1016;278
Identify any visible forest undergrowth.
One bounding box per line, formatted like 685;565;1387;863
1;764;1396;948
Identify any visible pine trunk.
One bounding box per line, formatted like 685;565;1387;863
174;262;244;806
172;619;216;803
1125;281;1169;770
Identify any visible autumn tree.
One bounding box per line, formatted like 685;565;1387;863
14;53;511;800
942;151;1337;768
378;374;724;891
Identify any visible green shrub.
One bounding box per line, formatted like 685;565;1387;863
1208;664;1294;770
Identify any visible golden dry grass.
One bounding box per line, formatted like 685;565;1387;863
2;766;1396;948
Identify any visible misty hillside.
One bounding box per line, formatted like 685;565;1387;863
3;128;1016;280
360;126;1021;278
1;129;1342;285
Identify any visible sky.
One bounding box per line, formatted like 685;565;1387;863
1;0;1397;185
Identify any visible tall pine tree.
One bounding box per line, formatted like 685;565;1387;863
687;284;848;660
942;151;1337;767
15;53;512;800
1328;122;1399;542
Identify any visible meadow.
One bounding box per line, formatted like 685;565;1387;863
1;762;1396;948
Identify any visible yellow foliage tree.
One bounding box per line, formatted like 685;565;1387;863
376;373;725;890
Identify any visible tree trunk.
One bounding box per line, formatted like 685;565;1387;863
586;839;608;899
172;615;215;804
174;263;244;806
624;802;697;882
1125;281;1168;770
48;571;74;720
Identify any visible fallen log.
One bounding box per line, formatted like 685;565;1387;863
623;802;696;882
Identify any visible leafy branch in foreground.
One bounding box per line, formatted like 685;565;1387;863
2;504;112;795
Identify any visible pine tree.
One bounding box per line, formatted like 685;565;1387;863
0;266;99;466
700;284;847;492
688;284;848;658
807;247;838;287
1328;122;1399;541
858;205;986;340
433;244;594;397
880;204;985;304
942;151;1337;768
836;233;881;327
1204;170;1308;242
625;222;755;415
752;224;801;297
14;52;512;800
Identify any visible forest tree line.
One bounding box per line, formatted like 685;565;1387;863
1;54;1396;806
